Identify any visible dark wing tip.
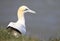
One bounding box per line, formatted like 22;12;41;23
6;26;22;34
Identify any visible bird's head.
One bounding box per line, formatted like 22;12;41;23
18;5;36;14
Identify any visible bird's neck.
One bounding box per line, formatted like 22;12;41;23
17;10;25;26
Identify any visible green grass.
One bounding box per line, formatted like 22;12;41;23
0;28;39;41
1;28;60;41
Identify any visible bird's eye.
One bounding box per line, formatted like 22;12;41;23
24;9;28;11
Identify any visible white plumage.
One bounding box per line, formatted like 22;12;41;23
7;5;36;37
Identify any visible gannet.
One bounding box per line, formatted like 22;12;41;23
7;5;36;37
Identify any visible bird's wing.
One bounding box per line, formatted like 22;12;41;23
7;22;26;35
7;22;15;27
14;24;26;35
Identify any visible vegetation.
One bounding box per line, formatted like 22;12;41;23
0;28;39;41
48;36;60;41
0;28;60;41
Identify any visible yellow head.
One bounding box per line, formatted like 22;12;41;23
17;5;36;19
18;5;36;14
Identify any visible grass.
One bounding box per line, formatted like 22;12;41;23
0;28;39;41
48;36;60;41
1;28;60;41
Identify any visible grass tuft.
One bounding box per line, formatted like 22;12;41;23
0;28;39;41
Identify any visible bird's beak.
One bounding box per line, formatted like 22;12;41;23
28;9;36;14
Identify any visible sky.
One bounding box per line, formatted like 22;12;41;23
0;0;60;41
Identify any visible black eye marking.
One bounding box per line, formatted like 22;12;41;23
24;9;28;11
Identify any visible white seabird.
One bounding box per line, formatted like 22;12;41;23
7;5;36;37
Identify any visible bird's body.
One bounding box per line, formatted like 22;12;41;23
7;21;26;35
7;5;36;37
